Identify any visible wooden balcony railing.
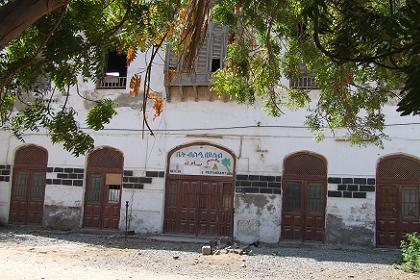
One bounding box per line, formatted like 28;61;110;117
97;76;127;89
290;75;318;90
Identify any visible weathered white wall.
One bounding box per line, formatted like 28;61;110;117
0;181;11;224
120;174;165;234
234;193;281;243
0;49;419;244
325;183;376;246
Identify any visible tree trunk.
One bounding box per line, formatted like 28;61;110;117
0;0;69;49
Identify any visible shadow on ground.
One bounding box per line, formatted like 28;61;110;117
0;224;401;266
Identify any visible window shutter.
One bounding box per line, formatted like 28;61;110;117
196;37;209;73
167;47;180;70
211;24;224;59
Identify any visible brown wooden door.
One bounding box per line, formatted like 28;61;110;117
376;155;420;247
377;183;420;247
282;180;325;241
83;173;121;229
164;178;233;236
10;170;46;225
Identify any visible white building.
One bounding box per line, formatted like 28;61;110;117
0;23;419;248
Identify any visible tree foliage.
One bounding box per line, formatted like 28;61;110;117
0;0;419;155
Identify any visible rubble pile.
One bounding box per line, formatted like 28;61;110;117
203;241;259;256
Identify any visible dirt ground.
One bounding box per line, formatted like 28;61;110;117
0;227;419;280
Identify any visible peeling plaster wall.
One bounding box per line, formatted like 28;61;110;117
0;181;11;224
119;175;165;234
326;184;376;246
234;193;281;243
43;205;82;230
43;185;84;229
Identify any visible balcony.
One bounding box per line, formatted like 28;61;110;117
97;75;127;89
290;74;317;90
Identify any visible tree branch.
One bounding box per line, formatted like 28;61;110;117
0;0;69;49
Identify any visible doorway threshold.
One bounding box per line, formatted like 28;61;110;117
150;234;215;244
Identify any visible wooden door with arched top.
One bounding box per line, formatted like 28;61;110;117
83;147;124;229
10;145;48;224
164;143;235;237
282;152;327;242
376;155;420;247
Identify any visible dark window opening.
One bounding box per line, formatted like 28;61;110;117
211;58;221;72
97;51;128;89
105;51;127;77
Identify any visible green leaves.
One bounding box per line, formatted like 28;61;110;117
86;99;116;131
47;109;94;157
9;96;94;157
2;0;420;154
400;233;420;272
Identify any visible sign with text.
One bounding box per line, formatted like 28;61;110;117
169;145;234;176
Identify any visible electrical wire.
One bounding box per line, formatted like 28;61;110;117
78;122;420;132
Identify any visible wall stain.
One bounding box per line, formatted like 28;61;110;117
326;214;374;247
235;193;269;209
43;205;81;230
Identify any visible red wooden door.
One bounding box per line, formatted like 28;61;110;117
219;182;234;236
83;173;121;229
377;184;420;247
282;180;325;241
164;178;233;236
178;180;199;234
376;155;420;247
10;170;46;224
198;181;221;236
376;184;399;246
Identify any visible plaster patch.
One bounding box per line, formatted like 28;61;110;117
237;219;260;235
43;205;81;230
235;193;269;209
326;214;374;247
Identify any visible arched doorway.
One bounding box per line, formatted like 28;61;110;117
282;151;327;242
164;143;235;236
83;146;123;229
376;154;420;247
10;145;48;224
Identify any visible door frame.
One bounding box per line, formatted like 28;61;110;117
281;151;328;242
9;144;48;225
83;146;124;229
281;176;327;242
376;154;420;247
164;142;236;237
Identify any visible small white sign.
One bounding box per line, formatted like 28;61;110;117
169;145;234;176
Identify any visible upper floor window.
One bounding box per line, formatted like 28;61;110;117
97;51;127;89
289;65;318;90
164;22;227;87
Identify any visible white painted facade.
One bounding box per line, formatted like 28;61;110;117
0;50;419;246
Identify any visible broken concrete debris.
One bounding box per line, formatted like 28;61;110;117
202;241;258;256
201;245;212;255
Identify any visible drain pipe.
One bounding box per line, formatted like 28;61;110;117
125;201;129;241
